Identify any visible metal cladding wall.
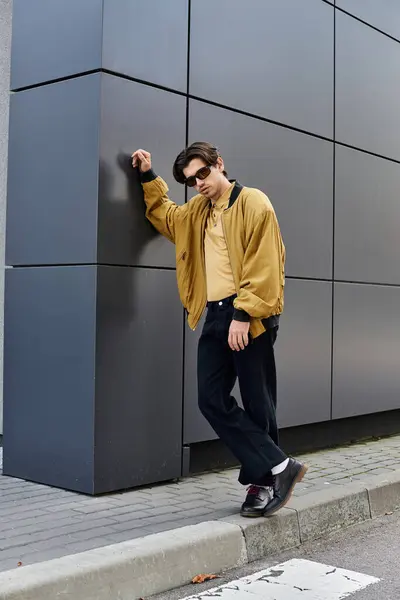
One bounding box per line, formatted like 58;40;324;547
3;0;400;493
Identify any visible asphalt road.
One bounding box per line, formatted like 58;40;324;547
152;510;400;600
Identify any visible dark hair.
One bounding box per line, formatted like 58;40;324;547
172;141;228;184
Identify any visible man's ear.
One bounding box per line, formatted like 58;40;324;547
216;156;225;173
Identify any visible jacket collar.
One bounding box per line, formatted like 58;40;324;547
204;180;243;208
228;180;243;208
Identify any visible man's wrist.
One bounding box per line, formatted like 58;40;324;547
140;168;157;183
233;308;250;322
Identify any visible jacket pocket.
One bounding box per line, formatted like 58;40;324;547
177;249;186;262
176;249;190;306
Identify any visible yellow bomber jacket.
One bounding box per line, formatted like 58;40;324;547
141;170;286;339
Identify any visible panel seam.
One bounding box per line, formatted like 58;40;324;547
331;6;336;420
335;4;400;45
180;0;191;471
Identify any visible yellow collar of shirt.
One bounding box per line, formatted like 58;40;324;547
211;181;235;210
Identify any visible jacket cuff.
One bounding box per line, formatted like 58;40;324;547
140;168;158;183
233;308;251;322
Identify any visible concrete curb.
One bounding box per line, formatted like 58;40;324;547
0;521;247;600
1;470;400;600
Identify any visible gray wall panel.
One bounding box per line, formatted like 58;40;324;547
95;267;183;492
336;0;400;41
189;100;334;280
335;146;400;285
10;0;103;90
6;75;101;266
336;11;400;160
190;0;334;137
276;279;332;428
103;0;188;92
98;74;186;268
3;266;97;492
333;283;400;419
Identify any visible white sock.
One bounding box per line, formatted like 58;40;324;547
271;458;289;476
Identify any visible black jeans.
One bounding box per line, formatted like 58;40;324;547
197;297;287;486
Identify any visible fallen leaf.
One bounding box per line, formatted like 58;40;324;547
17;562;22;567
192;574;219;584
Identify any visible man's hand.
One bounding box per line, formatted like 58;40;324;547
228;320;250;351
131;149;152;173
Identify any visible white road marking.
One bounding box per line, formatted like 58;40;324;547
183;559;380;600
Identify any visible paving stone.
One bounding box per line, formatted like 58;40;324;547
0;496;76;513
169;506;217;519
141;504;182;517
60;537;116;554
0;509;48;525
0;545;39;561
3;547;71;570
109;518;160;533
0;533;35;551
68;502;125;514
143;521;187;535
0;515;82;537
377;458;399;465
88;509;153;523
363;467;395;475
30;537;78;553
315;468;342;476
21;518;120;546
0;558;29;572
104;530;153;544
66;527;119;543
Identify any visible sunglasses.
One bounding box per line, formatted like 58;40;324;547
184;165;213;188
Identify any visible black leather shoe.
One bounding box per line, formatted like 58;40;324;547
240;485;274;518
263;458;308;517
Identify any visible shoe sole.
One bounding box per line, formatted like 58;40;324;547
262;463;309;518
240;508;269;518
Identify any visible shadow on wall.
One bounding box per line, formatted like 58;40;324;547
98;153;159;263
96;153;160;324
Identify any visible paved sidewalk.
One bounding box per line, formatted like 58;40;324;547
1;434;400;573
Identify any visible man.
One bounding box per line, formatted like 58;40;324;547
131;142;307;517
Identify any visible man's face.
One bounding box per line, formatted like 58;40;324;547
183;157;226;200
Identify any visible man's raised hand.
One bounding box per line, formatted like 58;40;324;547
131;149;152;173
